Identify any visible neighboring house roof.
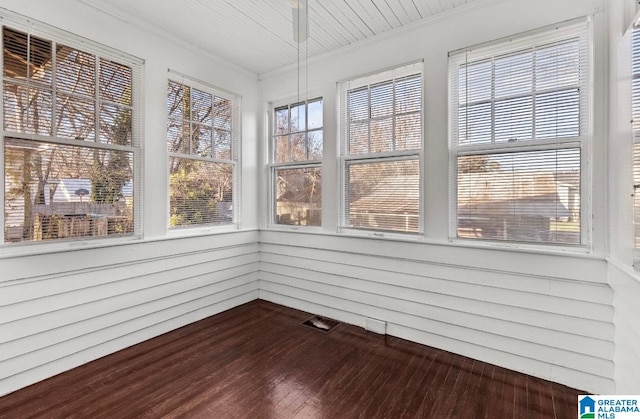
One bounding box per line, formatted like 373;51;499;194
458;171;571;219
349;174;419;214
277;189;321;203
459;193;571;219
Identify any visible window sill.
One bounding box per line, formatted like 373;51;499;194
167;223;240;238
448;237;594;257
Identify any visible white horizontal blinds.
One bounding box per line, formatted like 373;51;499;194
272;98;323;226
2;24;141;244
449;20;589;246
339;61;423;233
632;29;640;252
457;149;580;244
167;76;239;228
346;158;419;232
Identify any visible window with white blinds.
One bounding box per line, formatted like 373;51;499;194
271;98;322;227
632;28;640;263
339;62;423;234
167;76;240;228
2;23;142;245
449;20;590;246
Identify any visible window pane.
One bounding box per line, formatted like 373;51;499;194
167;119;190;154
99;104;131;145
4;137;134;243
100;58;132;106
396;113;421;150
192;124;212;156
349;122;369;154
274;166;321;226
56;94;96;140
458;102;492;145
395;75;421;114
167;81;189;119
347;159;419;232
348;87;368;121
169;158;233;227
291;102;306;132
458;60;491;104
494;96;533;142
308;130;323;160
214;129;231;160
535;89;580;139
214;96;232;131
494;50;533;98
3;83;53;135
56;46;96;97
275;106;289;135
308;99;323;129
275;135;289;163
535;39;580;91
457;148;580;244
370;118;393;153
370;81;393;118
191;88;212;124
291;132;306;161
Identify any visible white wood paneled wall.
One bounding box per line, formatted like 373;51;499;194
259;231;614;393
0;231;260;396
610;262;640;393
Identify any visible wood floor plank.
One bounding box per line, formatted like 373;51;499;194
0;300;584;418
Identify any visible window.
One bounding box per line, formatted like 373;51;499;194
271;98;322;227
2;23;141;245
167;76;240;228
338;62;423;234
632;28;640;265
449;21;590;246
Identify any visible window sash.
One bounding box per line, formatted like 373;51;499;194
272;163;321;227
342;155;421;234
269;98;324;228
338;61;423;234
272;98;323;164
167;75;240;229
1;18;142;246
448;19;590;247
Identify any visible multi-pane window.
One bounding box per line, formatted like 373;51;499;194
449;21;589;246
2;24;141;245
632;28;640;266
339;62;423;234
167;77;240;228
271;98;322;226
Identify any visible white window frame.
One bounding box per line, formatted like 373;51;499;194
338;61;424;237
631;27;640;267
0;11;143;253
268;96;323;230
448;19;592;250
166;72;241;233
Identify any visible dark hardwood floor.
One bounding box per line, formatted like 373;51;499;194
0;300;583;418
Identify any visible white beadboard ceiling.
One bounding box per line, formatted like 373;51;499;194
81;0;485;75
